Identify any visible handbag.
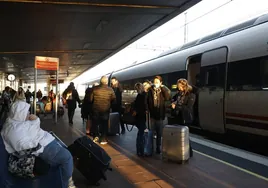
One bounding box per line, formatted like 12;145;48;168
8;144;42;178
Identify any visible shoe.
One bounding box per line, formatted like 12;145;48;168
68;177;76;188
121;129;125;134
100;139;108;145
93;137;99;143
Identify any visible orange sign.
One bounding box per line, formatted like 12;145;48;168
35;56;59;70
50;79;64;84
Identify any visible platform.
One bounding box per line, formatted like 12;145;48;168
40;110;268;188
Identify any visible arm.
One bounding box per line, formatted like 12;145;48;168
110;89;116;103
74;90;81;104
161;85;171;101
89;89;94;103
181;93;196;113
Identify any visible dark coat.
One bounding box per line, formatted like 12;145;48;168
172;91;196;125
90;84;116;115
147;85;170;120
133;92;147;122
63;87;81;110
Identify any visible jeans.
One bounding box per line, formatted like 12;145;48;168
112;108;125;132
39;140;73;188
92;113;109;141
136;120;146;155
150;118;163;150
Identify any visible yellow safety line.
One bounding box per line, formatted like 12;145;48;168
193;149;268;182
71;126;268;182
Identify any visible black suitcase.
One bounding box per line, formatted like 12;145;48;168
108;112;120;136
68;136;112;186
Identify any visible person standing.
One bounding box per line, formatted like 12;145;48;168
111;77;125;134
63;82;81;125
132;83;147;157
90;76;116;145
147;76;170;154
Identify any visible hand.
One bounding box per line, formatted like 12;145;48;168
132;111;136;116
29;114;37;121
171;103;176;109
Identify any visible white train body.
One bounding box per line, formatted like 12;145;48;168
84;14;268;137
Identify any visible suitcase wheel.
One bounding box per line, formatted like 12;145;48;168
95;182;100;186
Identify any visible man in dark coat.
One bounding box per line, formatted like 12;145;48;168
90;76;116;145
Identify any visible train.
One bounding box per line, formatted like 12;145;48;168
82;13;268;137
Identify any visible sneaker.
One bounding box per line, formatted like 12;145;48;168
100;139;108;145
68;177;76;188
93;137;99;143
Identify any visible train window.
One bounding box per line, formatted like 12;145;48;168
261;58;268;89
205;67;219;86
200;63;226;87
227;57;262;90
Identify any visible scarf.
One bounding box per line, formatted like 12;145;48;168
153;87;161;108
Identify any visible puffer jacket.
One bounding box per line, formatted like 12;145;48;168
1;101;54;155
90;84;116;114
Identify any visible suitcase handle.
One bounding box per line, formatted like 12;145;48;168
146;112;151;130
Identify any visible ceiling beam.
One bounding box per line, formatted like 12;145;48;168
0;49;113;54
0;0;177;9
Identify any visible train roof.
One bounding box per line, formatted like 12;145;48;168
157;13;268;58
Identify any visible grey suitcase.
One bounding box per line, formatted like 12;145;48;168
162;125;190;163
108;112;120;136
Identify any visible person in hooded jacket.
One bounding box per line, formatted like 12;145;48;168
63;82;81;125
1;100;76;188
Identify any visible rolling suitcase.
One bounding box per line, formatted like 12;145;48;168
144;113;153;156
108;112;120;136
162;125;190;164
68;136;112;186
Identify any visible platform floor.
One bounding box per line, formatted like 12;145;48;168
40;109;268;188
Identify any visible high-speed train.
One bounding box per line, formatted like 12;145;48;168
84;13;268;137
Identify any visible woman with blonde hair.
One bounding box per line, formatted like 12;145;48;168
171;78;195;157
13;87;26;102
171;78;195;124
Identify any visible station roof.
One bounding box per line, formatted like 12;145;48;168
0;0;200;83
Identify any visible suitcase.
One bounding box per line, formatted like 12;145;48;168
68;136;112;186
162;125;190;164
108;112;120;136
144;113;153;156
57;106;64;117
49;131;67;148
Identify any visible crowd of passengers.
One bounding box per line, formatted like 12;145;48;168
0;75;197;188
80;75;197;156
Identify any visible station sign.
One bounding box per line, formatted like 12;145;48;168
35;56;59;70
50;79;64;84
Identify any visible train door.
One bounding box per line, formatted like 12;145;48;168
199;47;228;133
187;55;202;127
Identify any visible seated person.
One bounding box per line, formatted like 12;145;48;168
1;100;76;188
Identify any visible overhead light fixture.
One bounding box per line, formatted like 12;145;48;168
96;20;109;32
76;54;83;59
83;42;92;50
